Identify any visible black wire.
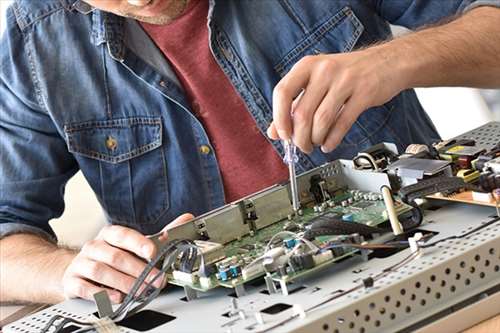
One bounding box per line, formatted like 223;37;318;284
42;239;197;333
257;250;421;333
256;217;500;332
353;155;376;170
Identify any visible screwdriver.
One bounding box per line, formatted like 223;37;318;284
283;139;300;213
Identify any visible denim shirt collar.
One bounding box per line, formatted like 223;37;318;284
59;0;217;62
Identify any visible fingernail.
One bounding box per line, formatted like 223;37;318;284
321;145;331;153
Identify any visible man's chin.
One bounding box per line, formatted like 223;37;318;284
120;12;175;25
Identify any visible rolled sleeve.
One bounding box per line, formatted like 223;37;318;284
373;0;499;29
463;0;500;12
0;222;56;243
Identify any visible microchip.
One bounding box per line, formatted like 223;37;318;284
351;201;374;209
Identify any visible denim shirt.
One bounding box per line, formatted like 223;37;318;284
1;0;497;240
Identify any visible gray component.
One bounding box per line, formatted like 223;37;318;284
7;203;500;333
161;221;199;242
280;280;289;296
235;284;246;298
265;274;278;294
451;121;500;150
361;142;399;156
183;285;197;301
200;205;249;244
387;158;451;179
444;146;486;157
93;290;113;319
338;160;392;192
250;186;293;230
484;156;500;173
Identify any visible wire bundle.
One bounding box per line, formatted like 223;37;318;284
41;239;199;333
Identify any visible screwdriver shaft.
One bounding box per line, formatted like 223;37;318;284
283;140;300;212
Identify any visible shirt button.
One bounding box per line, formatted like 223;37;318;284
106;136;118;150
199;145;211;155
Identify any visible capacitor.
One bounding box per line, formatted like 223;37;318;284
283;238;297;249
342;213;354;222
348;197;354;204
229;265;241;278
219;268;231;281
341;200;348;207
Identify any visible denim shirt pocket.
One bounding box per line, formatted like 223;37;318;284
64;117;170;227
274;6;364;77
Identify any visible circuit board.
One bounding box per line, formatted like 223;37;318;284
7;124;500;333
427;191;498;207
167;189;413;293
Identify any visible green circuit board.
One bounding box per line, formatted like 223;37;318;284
167;189;413;292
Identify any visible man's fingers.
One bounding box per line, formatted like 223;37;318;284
82;240;163;284
291;81;329;153
97;225;157;260
266;122;279;140
311;90;349;146
166;213;195;230
64;277;123;304
321;99;363;153
272;57;312;140
75;257;141;295
159;213;195;242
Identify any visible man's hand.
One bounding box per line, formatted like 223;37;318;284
268;6;500;154
62;213;194;303
267;48;402;154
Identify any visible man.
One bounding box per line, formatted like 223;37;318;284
0;0;499;305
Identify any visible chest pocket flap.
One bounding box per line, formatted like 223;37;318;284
64;117;162;164
275;6;364;77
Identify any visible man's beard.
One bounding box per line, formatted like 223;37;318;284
118;0;189;25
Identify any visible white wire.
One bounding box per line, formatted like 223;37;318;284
243;231;318;273
354;152;379;171
264;231;319;252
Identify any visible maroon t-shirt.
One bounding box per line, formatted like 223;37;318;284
141;0;288;202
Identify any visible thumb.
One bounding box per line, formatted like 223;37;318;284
267;121;279;140
158;213;195;242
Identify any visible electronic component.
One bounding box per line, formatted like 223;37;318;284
387;158;451;180
398;176;469;204
309;175;330;204
485;156;500;173
456;169;480;183
381;185;403;235
12;123;500;333
193;240;225;267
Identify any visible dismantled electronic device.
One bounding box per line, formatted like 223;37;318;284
5;122;500;333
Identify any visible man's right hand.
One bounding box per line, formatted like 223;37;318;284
62;213;194;303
